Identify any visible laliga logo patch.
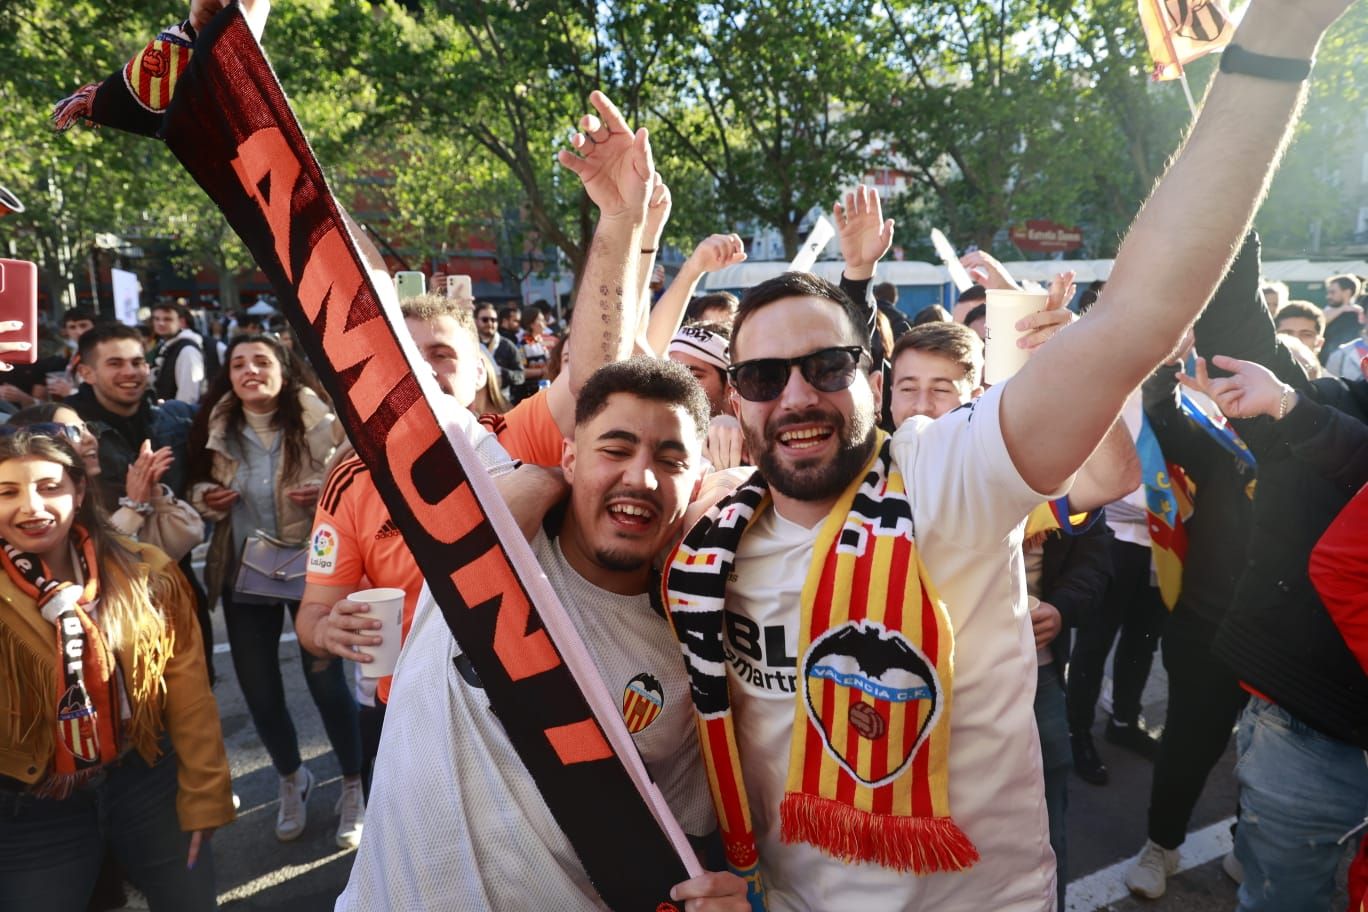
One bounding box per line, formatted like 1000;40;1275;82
621;673;665;734
308;524;338;575
802;621;941;788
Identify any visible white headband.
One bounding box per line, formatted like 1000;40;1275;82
668;324;730;371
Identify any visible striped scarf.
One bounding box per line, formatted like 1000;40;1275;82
0;525;120;793
665;433;976;907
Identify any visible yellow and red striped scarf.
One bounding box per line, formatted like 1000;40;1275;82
665;433;976;906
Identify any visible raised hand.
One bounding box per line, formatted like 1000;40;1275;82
1179;354;1293;420
643;174;673;251
960;250;1019;292
556;91;654;224
687;234;747;275
834;185;894;281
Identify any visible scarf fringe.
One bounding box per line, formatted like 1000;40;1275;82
52;83;99;131
780;792;980;873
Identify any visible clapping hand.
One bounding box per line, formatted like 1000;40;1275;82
125;440;174;504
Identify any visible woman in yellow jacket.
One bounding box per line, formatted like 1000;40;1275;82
0;426;233;910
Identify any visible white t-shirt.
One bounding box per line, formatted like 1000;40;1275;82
724;382;1061;912
337;530;714;911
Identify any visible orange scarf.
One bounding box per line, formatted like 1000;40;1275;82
0;526;120;792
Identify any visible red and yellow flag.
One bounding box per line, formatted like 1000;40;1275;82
1139;0;1238;81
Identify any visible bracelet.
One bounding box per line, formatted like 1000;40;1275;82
1276;384;1295;421
640;248;657;254
118;496;154;516
1220;45;1314;83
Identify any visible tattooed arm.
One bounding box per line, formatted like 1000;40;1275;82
556;90;654;401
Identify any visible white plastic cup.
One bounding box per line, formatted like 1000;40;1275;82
983;289;1048;385
349;587;406;678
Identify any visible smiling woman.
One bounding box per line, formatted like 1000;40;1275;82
185;334;364;849
0;428;233;910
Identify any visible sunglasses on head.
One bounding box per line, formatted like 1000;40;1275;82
0;422;84;444
727;345;868;402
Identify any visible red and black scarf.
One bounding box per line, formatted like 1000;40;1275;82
0;526;120;789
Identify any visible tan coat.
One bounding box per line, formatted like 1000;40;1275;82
190;387;341;607
0;539;235;832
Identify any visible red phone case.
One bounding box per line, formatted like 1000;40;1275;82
0;259;38;365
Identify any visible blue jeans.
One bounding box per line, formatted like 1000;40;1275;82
0;748;215;911
1234;697;1368;912
1036;665;1070;912
222;591;363;777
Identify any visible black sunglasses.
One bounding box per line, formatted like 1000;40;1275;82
727;345;868;402
0;422;84;443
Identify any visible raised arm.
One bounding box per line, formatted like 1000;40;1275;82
557;91;654;398
635;175;672;346
834;185;893;341
998;0;1352;494
644;233;747;355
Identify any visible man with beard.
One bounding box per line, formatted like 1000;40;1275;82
663;3;1353;906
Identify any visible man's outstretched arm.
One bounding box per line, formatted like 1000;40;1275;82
998;0;1352;494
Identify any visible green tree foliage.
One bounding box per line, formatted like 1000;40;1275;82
1;0;1357;313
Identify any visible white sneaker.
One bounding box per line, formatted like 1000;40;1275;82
335;777;366;849
1125;839;1181;899
1222;849;1245;884
275;766;314;841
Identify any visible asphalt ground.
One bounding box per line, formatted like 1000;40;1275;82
108;610;1349;911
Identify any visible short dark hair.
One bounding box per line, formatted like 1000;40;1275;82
685;291;739;323
61;307;96;326
1275;300;1325;335
912;304;950;326
873;282;898;306
891;321;983;384
520;305;544;331
574;357;710;441
1329;274;1362;297
732;272;866;361
497;305;519;322
77;322;144;363
956;284;986;305
963;303;986;326
473;301;498;319
152;301;191;325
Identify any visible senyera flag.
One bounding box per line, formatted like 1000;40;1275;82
1138;0;1237;81
61;2;700;908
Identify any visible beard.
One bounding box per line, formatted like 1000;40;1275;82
746;402;877;503
592;546;651;573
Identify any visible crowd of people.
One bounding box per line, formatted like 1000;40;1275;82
2;0;1368;910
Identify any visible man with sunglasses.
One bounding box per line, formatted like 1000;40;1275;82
664;3;1353;907
474;300;524;401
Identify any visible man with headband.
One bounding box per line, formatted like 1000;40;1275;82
668;322;733;418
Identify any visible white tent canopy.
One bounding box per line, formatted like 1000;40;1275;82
701;258;1368;292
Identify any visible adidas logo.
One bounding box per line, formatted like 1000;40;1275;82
375;519;401;540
